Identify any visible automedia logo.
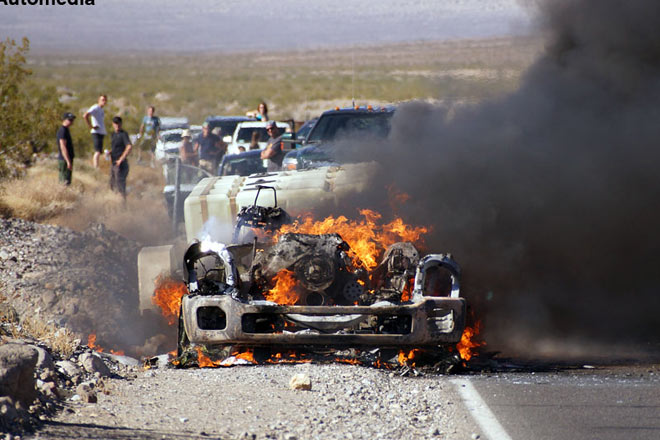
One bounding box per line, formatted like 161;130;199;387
0;0;95;5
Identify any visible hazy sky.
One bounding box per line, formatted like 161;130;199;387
0;0;532;53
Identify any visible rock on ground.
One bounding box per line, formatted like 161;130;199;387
0;343;38;406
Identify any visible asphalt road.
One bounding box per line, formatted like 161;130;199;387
453;364;660;440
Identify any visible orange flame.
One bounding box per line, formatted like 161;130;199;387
397;348;422;367
87;334;124;356
195;347;217;368
457;321;485;361
264;269;299;305
87;334;103;352
278;209;428;270
400;276;415;302
195;347;258;367
266;351;313;364
152;276;189;325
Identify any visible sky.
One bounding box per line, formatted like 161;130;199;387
0;0;533;53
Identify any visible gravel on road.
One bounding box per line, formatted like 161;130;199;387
32;363;476;440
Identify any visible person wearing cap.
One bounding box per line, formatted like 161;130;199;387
57;112;76;185
179;129;197;166
260;121;284;172
109;116;133;199
83;94;107;169
194;122;222;173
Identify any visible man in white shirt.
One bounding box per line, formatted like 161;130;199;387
83;94;107;169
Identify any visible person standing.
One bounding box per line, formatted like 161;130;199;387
83;94;107;169
109;116;133;199
195;122;222;174
57;112;76;185
260;121;284;172
179;129;197;166
138;105;161;165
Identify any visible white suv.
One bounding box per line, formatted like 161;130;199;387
227;121;291;155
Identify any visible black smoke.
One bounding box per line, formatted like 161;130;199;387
343;0;660;355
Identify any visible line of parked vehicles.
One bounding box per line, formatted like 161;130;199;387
156;105;397;220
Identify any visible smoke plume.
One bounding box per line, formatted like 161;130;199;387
346;0;660;355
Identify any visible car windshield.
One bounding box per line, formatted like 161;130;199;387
162;132;183;143
296;119;317;140
236;127;269;144
208;121;242;137
221;153;266;176
306;112;393;143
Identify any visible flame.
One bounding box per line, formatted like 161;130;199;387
195;347;217;368
87;334;103;352
397;348;422;367
374;358;393;370
152;276;188;325
267;351;312;364
195;347;258;367
457;321;485;361
88;333;124;356
278;209;428;270
400;277;415;302
264;269;299;305
234;350;256;363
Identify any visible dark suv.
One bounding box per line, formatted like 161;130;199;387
282;105;395;170
204;116;252;140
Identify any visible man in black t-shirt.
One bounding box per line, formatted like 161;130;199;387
194;122;222;173
57;112;76;185
109;116;133;198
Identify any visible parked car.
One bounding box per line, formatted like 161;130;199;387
227;121;291;155
282;106;395;170
154;125;201;162
204;116;252;143
281;117;318;150
159;117;190;131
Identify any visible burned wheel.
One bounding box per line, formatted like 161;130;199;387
177;305;190;357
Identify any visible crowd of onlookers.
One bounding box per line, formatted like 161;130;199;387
56;95;281;198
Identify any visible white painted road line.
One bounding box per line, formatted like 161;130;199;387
452;378;514;440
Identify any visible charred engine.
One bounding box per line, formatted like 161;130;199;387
250;233;365;305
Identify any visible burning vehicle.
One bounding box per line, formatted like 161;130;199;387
173;187;465;361
139;164;470;366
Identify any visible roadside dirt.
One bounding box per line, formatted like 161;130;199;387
30;363;477;440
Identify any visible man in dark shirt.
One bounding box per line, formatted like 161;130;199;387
57;112;76;185
260;121;284;172
195;122;222;173
109;116;133;198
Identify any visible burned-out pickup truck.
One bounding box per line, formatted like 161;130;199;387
138;164;466;358
175;186;465;356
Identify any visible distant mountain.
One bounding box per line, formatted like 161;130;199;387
0;0;533;53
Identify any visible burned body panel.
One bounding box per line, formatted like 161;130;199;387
178;238;466;352
181;295;465;348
